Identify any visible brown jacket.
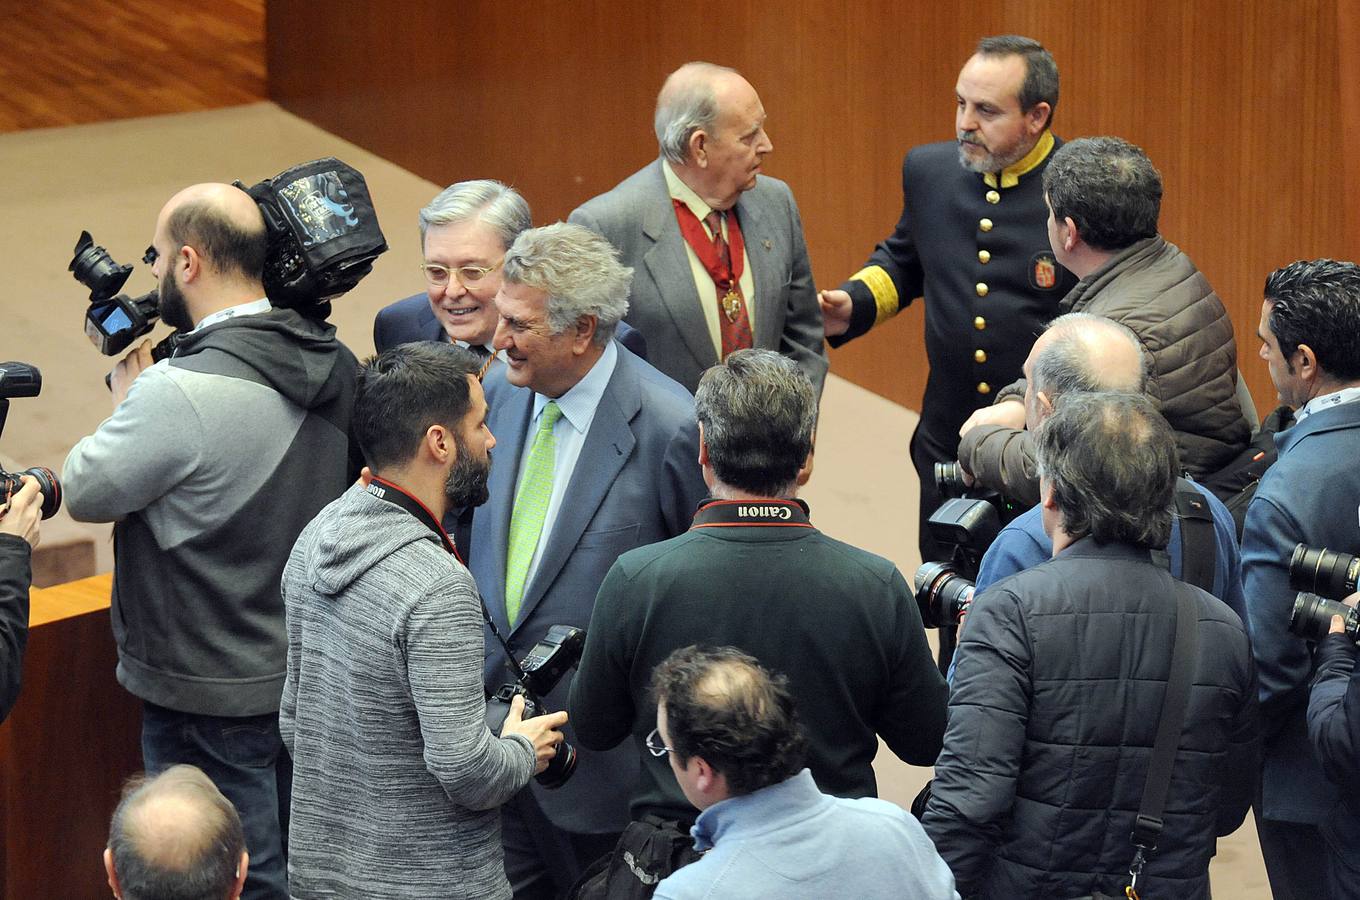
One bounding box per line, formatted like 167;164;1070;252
962;236;1249;500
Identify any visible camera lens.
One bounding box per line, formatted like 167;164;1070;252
1289;591;1360;643
69;231;133;301
1289;544;1360;601
2;467;61;520
934;461;970;499
536;740;577;789
913;560;976;628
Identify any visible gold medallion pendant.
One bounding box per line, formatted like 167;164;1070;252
721;289;743;322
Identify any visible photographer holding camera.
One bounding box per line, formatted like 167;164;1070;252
63;183;361;899
1243;258;1360;900
1307;594;1360;900
0;475;42;723
280;342;567;899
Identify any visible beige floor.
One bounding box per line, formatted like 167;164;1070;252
0;102;1270;896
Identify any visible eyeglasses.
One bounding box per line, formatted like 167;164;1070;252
420;258;503;289
645;727;677;758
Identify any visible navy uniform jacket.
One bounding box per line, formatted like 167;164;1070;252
835;134;1076;441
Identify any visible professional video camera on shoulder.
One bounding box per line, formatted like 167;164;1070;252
485;624;584;789
1288;543;1360;642
0;363;61;519
69;157;388;368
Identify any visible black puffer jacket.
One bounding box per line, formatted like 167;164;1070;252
923;539;1258;899
979;236;1250;489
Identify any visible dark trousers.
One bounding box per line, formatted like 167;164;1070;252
141;702;291;900
502;786;620;900
1256;812;1329;900
911;419;959;673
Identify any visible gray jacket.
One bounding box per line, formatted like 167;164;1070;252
964;237;1249;499
280;484;534;899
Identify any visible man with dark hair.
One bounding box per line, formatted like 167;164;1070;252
570;61;827;398
281;342;567;899
819;35;1077;565
648;646;958;900
471;222;708;897
970;313;1244;622
924;392;1257;899
64;183;360;899
570;348;945;830
1243;258;1360;900
960;136;1250;490
104;764;248;900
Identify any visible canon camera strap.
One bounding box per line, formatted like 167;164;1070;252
364;476;463;564
690;498;815;530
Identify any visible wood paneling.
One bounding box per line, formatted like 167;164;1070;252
0;575;141;899
269;0;1356;419
0;0;264;133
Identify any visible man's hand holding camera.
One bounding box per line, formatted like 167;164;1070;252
0;476;43;549
500;694;569;775
110;340;155;407
1329;593;1360;640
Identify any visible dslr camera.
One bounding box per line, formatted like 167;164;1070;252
485;625;585;789
0;363;61;519
1288;543;1360;642
913;497;1001;629
70;157;387;364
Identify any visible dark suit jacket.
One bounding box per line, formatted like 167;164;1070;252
470;345;707;833
569;160;827;398
373;292;649;358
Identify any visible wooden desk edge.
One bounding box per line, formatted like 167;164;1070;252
28;572;113;628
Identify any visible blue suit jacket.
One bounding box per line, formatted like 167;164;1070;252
373;292;650;359
1243;400;1360;823
470;345;707;833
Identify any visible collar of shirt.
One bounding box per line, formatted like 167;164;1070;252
1294;385;1360;423
983;130;1055;190
663;160;723;239
454;338;501;359
530;339;619;437
690;769;828;852
189;297;273;334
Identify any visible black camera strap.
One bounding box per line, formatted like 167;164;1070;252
364;476;461;562
689;497;814;530
365;476;528;684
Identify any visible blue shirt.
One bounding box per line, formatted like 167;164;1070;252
976;480;1245;622
654;769;958;900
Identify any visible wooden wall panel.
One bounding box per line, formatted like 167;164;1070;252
269;0;1355;419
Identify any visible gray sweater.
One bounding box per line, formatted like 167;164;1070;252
280;484;535;899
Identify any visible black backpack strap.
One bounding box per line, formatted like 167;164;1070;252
1173;478;1216;593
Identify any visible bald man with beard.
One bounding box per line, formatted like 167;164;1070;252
65;183;360;899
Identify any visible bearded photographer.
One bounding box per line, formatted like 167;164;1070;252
62;183;360;900
0;476;42;723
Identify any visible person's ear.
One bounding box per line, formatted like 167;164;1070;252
104;848;121;899
1025;101;1052;135
697;422;709;469
688;129;710;167
1295;342;1320;384
1037;390;1055;419
425;424;454;465
571;316;598;355
1060;217;1079;252
179;244;203;284
231;851;249;899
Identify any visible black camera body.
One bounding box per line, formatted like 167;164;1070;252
485;624;585;789
913;497;1001;629
0;363;61;519
1287;543;1360;642
70;231;170;359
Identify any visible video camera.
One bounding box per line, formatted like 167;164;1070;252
485;625;585;789
1288;543;1360;642
69;157;388;364
0;363;61;519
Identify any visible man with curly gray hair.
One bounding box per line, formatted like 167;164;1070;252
470;222;708;898
570;62;827;399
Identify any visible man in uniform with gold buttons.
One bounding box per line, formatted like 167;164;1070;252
819;35;1076;569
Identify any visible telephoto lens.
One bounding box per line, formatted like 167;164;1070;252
913;561;977;629
1289;592;1360;643
0;466;61;520
934;461;971;499
1289;543;1360;601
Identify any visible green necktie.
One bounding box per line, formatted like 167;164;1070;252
504;401;564;624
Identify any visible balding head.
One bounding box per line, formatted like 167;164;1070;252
154;183;267;285
1022;313;1147;430
105;765;247;900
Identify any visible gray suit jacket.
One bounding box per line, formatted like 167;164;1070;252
570;160;827;398
470;345;708;833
